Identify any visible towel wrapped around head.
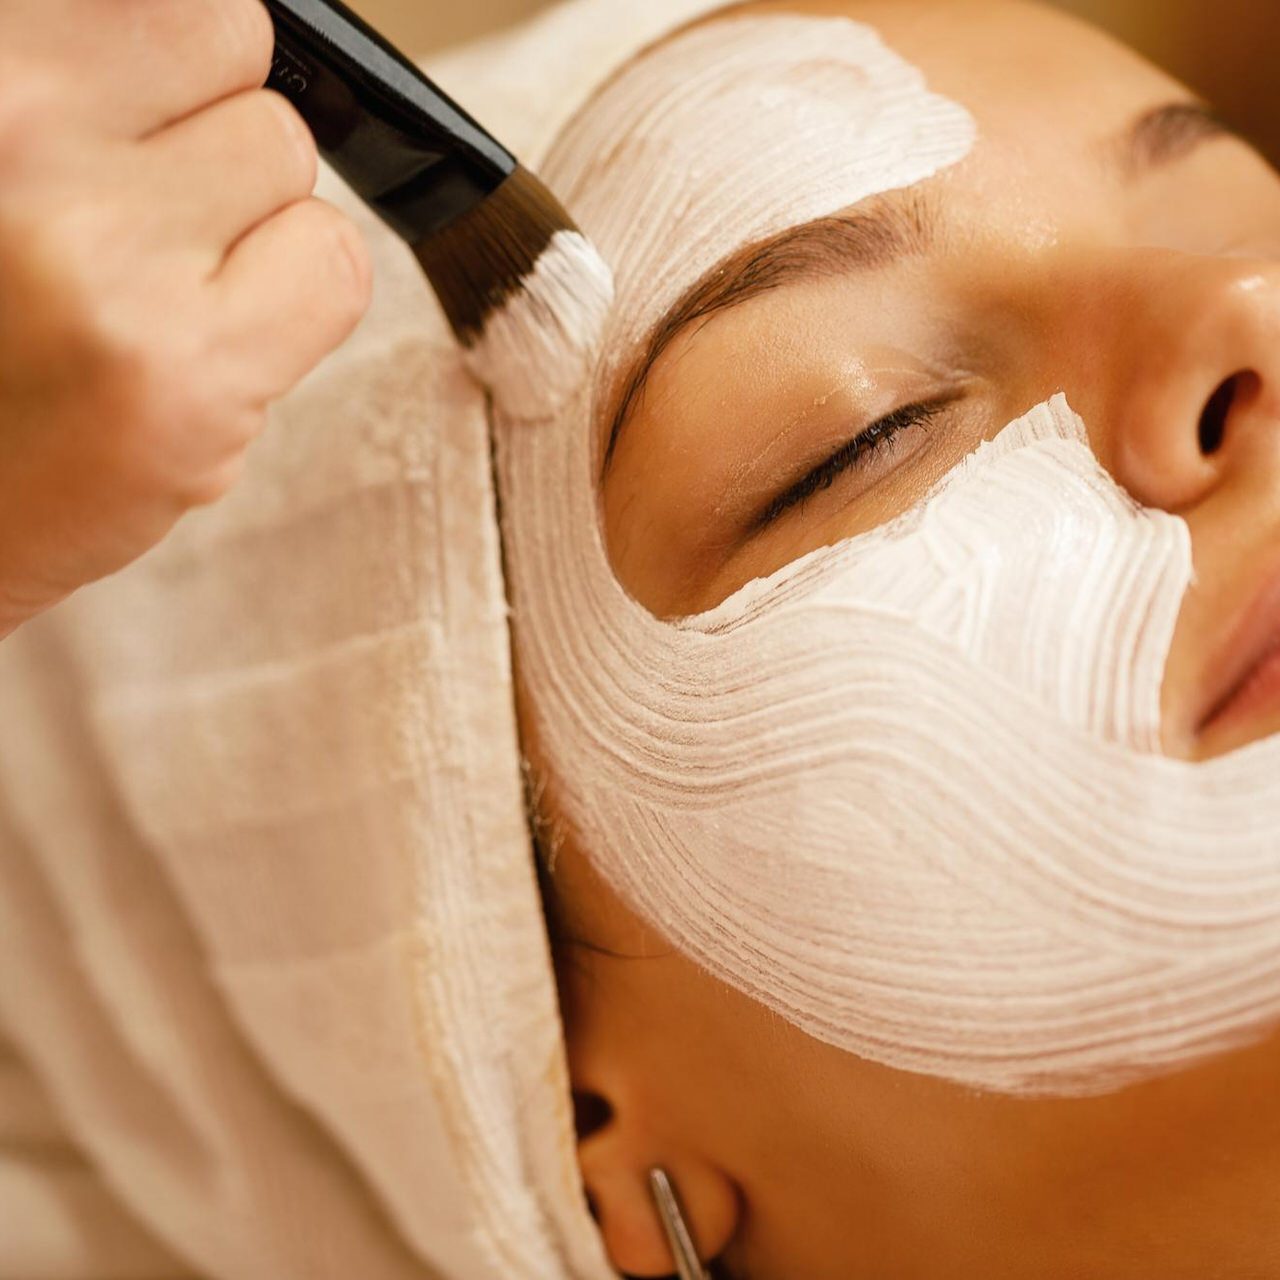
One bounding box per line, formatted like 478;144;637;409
0;3;729;1276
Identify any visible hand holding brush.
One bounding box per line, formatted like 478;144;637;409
0;0;611;639
0;0;373;636
262;0;614;415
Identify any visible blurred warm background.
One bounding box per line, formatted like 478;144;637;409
349;0;1278;163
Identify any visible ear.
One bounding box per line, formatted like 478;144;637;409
537;812;742;1275
559;950;740;1277
571;1081;740;1278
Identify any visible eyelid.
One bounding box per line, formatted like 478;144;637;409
746;392;962;535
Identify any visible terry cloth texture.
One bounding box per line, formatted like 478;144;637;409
0;2;733;1276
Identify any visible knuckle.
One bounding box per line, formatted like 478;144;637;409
90;326;213;452
40;196;121;257
323;213;374;316
1;205;112;323
120;396;244;509
102;344;189;442
258;90;318;189
212;0;275;89
186;453;249;508
20;201;144;321
0;66;61;153
132;0;272;91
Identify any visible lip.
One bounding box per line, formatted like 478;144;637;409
1196;564;1280;743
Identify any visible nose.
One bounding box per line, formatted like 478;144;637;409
1069;253;1280;514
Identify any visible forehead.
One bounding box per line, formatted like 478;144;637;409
736;0;1190;203
745;0;1182;109
538;11;976;426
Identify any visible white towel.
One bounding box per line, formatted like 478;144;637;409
0;2;728;1275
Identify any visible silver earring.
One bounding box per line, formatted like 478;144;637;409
648;1166;711;1280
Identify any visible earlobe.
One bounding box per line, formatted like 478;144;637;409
574;1106;740;1278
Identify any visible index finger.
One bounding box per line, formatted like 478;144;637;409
35;0;276;139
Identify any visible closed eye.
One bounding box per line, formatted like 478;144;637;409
747;393;960;533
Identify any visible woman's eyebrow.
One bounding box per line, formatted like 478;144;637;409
600;191;939;476
1112;100;1245;179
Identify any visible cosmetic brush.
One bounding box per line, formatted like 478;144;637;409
263;0;611;408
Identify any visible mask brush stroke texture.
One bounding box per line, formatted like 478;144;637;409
496;15;1280;1097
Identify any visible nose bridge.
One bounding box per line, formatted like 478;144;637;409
1170;257;1280;372
1216;268;1280;396
1115;252;1280;377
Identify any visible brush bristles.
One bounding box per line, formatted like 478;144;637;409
413;165;572;346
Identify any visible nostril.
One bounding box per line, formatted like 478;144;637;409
1198;374;1241;455
1198;371;1263;456
572;1090;613;1141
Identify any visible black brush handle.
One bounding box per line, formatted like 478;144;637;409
262;0;516;244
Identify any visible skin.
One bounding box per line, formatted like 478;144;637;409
531;3;1280;1277
0;0;372;637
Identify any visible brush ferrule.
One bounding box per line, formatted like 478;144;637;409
264;0;517;243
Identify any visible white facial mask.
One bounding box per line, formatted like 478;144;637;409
496;15;1280;1096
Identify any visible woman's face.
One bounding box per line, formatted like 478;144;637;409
602;0;1280;763
538;2;1280;1277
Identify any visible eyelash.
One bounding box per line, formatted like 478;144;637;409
751;395;955;531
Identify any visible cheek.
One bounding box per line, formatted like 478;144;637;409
812;395;1190;750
